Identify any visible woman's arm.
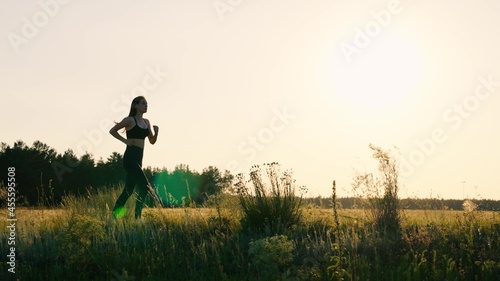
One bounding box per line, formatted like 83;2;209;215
109;117;132;145
146;119;159;144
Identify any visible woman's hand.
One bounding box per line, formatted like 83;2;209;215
148;123;159;144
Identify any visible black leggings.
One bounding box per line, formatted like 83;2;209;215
113;145;150;219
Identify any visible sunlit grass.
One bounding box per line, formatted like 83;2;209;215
1;194;499;280
2;207;498;230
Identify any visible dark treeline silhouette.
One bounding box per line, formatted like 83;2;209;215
2;140;499;210
306;197;500;211
0;140;232;207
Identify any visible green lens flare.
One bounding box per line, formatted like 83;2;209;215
152;171;200;207
113;207;127;218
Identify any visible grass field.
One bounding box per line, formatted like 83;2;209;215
1;187;499;281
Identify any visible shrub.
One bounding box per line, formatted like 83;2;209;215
57;213;105;272
248;235;295;280
235;163;306;234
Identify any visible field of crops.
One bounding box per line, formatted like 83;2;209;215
1;188;499;281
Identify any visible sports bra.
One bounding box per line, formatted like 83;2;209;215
126;117;149;140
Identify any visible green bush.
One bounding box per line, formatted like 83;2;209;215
57;213;105;272
248;235;295;280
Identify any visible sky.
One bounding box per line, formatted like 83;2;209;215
1;0;500;200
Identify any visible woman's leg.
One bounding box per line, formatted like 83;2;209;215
112;172;136;218
111;146;151;219
112;146;138;218
134;167;150;219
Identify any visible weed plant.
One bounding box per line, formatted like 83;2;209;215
235;163;306;235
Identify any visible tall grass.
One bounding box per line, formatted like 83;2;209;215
1;171;499;280
352;144;402;236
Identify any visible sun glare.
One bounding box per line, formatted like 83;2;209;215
333;33;423;113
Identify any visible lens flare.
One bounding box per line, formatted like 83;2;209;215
113;207;127;218
151;172;201;207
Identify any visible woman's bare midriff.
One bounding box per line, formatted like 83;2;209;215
128;139;145;149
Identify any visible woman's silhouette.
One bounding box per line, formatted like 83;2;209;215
109;96;159;219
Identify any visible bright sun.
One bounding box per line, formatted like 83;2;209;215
332;33;423;113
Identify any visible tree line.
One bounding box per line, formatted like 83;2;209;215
305;197;500;211
0;140;233;207
2;140;499;210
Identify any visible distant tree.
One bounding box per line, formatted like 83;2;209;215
196;166;233;203
71;153;97;193
0;140;58;205
95;152;125;187
55;149;81;197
